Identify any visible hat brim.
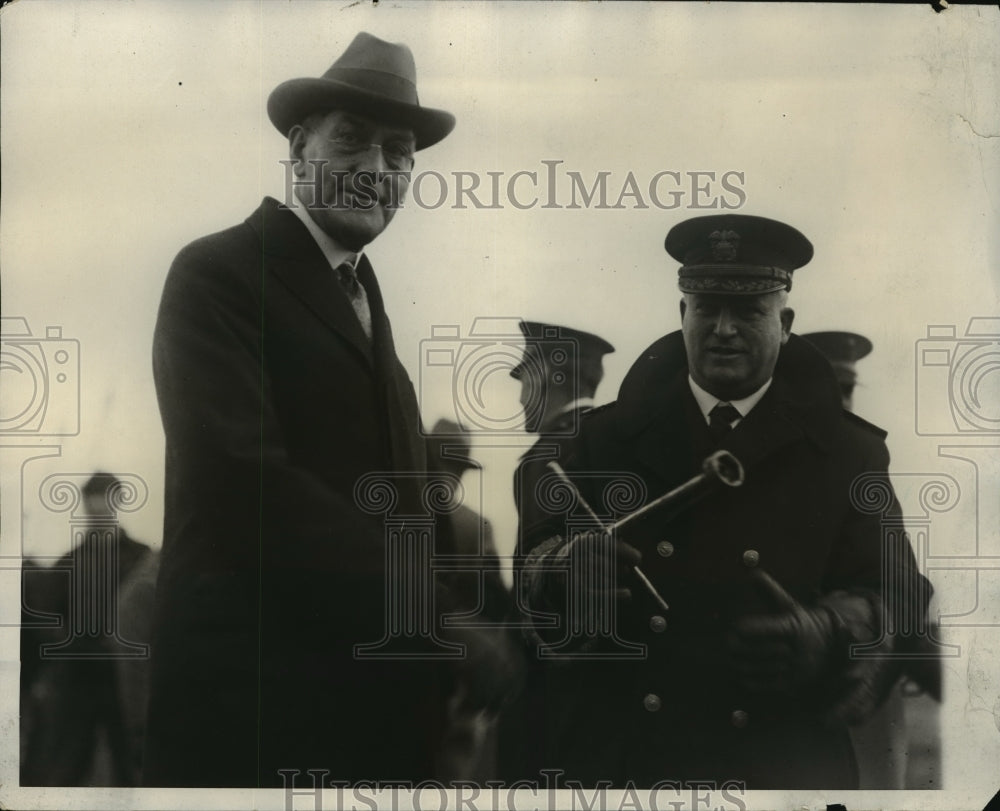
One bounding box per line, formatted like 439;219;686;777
268;78;455;151
427;447;478;471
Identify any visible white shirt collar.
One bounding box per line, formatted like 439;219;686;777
687;376;773;425
288;193;362;272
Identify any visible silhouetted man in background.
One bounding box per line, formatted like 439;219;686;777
21;472;151;786
500;320;614;781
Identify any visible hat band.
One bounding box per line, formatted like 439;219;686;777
678;264;792;294
324;67;419;106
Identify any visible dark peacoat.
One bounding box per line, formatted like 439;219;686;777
521;331;927;789
145;197;451;787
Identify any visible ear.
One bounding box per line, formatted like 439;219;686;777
779;307;795;344
288;125;309;176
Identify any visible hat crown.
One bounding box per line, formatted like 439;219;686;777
708;229;741;262
511;321;615;384
518;321;615;355
427;418;475;468
266;31;455;149
430;417;465;438
322;32;419;105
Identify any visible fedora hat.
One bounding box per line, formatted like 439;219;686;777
426;418;477;471
267;32;455;150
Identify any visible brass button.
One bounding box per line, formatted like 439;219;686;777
731;709;749;728
649;615;668;633
643;693;662;713
656;541;675;558
742;549;760;568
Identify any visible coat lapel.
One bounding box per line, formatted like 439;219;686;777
358;254;428;473
722;338;840;470
251;198;374;368
615;367;699;490
247;198;426;476
357;254;393;368
720;380;807;472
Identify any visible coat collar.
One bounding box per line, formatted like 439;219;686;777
519;406;592;462
248;197;375;367
540;405;592;436
613;332;843;484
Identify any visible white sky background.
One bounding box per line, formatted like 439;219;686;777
1;1;999;808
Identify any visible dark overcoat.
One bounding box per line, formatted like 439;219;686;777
499;406;591;782
522;332;925;789
513;407;593;558
145;197;449;787
20;531;151;786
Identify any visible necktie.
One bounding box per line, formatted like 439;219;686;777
709;402;741;443
335;262;372;341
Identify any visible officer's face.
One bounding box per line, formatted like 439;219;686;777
288;111;415;251
680;292;794;401
517;349;548;434
516;346;575;434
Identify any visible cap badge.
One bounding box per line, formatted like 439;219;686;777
709;229;740;261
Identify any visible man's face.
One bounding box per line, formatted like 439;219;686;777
83;492;112;520
518;348;576;434
680;292;794;401
517;347;548;434
289;110;416;251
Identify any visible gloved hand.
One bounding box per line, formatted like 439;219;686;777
727;570;838;694
521;530;643;651
560;528;643;605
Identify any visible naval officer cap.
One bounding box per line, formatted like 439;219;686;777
801;331;873;365
510;321;615;385
802;331;873;388
665;214;814;295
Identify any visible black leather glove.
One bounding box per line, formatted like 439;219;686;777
727;570;838;693
560;528;643;605
521;530;643;651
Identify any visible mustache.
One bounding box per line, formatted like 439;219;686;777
324;170;410;210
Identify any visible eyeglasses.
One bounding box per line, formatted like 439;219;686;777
309;126;416;172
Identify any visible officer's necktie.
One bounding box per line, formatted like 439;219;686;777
335;262;372;341
709;402;741;443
